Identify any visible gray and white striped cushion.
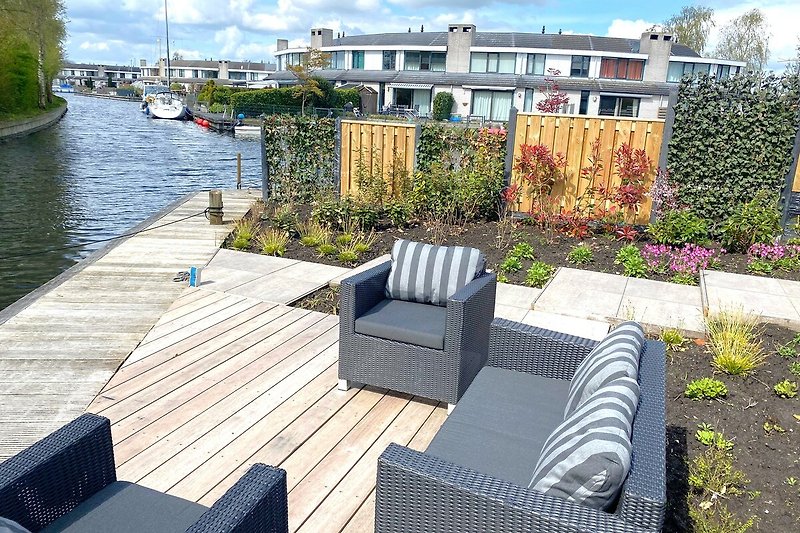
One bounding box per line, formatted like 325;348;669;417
385;240;486;306
529;376;640;510
563;321;644;418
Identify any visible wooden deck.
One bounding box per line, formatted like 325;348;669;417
87;288;447;532
0;189;260;460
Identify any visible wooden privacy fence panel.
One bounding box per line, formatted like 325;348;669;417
512;113;665;224
340;120;417;197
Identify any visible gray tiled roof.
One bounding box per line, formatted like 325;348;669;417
269;69;674;96
332;32;701;57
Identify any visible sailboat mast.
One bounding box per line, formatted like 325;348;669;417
164;0;171;86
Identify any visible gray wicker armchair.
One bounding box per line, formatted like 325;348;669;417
0;413;288;533
375;318;666;533
338;259;497;407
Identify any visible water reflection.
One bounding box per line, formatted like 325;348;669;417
0;93;262;310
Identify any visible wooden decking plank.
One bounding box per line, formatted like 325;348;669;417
115;328;338;483
155;289;230;323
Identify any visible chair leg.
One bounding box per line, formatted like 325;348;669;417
338;379;351;391
447;403;456;415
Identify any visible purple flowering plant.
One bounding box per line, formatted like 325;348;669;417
747;242;800;274
642;243;724;284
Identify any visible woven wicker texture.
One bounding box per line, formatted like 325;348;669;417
375;321;666;533
339;260;497;404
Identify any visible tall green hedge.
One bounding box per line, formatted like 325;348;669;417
0;38;38;115
262;115;336;202
230;86;361;117
668;72;800;221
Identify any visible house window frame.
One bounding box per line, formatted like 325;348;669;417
404;51;446;71
526;53;546;75
570;55;591;77
598;95;640;117
470;52;516;73
599;57;644;80
352;51;365;69
382;50;396;70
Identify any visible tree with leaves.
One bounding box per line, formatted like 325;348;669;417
288;47;331;114
661;6;715;55
536;68;570;113
715;9;770;72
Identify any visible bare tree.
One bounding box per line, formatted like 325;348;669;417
715;9;770;72
288;47;331;114
786;37;800;75
662;6;715;55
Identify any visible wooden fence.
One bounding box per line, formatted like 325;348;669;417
511;112;665;223
340;120;417;197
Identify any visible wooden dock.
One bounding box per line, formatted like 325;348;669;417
87;287;446;532
0;189;260;460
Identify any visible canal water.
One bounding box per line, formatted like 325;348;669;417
0;93;262;311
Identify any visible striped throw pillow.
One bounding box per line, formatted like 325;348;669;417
563;321;644;418
385;240;486;306
529;376;640;510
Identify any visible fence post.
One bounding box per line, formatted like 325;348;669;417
780;125;800;237
334;116;343;196
260;123;270;200
651;89;679;223
504;107;518;188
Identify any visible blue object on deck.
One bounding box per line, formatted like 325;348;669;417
189;266;202;287
449;115;462;122
237;113;245;120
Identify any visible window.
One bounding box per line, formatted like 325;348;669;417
383;50;396;70
229;71;246;80
579;90;589;115
393;88;432;116
330;51;346;70
716;64;739;79
352;51;365;69
599;58;644;80
471;90;513;121
404;51;446;71
250;72;259;81
470;52;516;73
177;69;186;78
526;54;545;75
667;61;711;82
132;74;138;79
523;88;535;112
570;55;591;77
598;95;640;117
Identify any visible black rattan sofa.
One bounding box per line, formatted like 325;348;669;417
0;414;288;533
375;318;666;533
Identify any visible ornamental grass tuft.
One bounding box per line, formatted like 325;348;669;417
705;309;765;376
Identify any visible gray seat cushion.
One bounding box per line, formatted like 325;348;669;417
426;366;570;487
41;481;208;533
355;298;447;350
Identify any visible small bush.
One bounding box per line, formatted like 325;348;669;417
661;328;687;351
685;378;728;400
615;245;647;278
385;200;410;227
231;219;258;250
317;242;337;257
257;229;289;256
270;204;299;236
705;310;765;376
432;91;455;121
720;190;782;252
774;379;798;398
508;242;536;261
499;256;522;274
790;361;800;377
298;220;329;247
525;262;555;288
353;231;376;254
337;241;360;264
567;244;594;265
689;502;756;533
648;209;709;245
208;102;225;113
688;445;749;495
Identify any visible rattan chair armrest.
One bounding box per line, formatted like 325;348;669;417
186;464;287;533
339;260;392;330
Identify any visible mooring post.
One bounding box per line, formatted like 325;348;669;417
236;152;242;189
208;190;224;225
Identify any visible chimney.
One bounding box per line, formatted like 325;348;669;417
277;39;288;51
446;24;476;73
310;28;333;49
640;31;674;82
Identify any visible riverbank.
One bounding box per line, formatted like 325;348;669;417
0;97;67;139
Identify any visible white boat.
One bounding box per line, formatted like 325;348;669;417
143;90;187;120
234;125;261;138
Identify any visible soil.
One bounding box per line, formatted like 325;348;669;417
664;325;800;532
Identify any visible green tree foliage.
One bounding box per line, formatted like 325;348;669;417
432;91;455;121
667;71;800;222
229;87;360;117
715;9;770;72
661;5;715;55
288;47;331;113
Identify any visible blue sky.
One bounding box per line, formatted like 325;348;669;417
64;0;799;70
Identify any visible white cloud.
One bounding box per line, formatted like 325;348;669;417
79;41;110;51
605;19;656;39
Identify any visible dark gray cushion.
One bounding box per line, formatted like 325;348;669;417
530;376;640;510
355;298;447;350
385;239;486;306
40;481;208;533
0;517;31;533
426;366;570;486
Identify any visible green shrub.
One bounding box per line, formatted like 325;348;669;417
790;361;800;377
298;220;329;247
705;310;765;376
615;245;647;278
661;328;687;351
270;205;299;236
688;444;748;495
317;242;337;256
689;502;756;533
385;201;411;227
525;262;555;288
256;229;289;256
432;91;455;121
720;190;782;252
567;244;593;265
695;423;734;450
685;378;728;400
509;242;535;261
647;209;709;245
208;102;225;113
774;379;798;398
498;256;522;274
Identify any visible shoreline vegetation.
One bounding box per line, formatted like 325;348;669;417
0;95;66;123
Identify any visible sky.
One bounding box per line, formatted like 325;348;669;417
64;0;799;71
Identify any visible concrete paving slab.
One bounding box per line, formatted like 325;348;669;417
619;296;705;336
495;283;542;310
777;279;800;299
329;254;391;288
705;285;800;326
521;310;610;341
534;268;625;322
207;249;298;275
550;268;629;293
198;266;262;292
277;261;351;285
703;270;785;296
494;303;529;323
623;278;702;306
226;275;322;305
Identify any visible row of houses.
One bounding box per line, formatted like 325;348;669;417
61;22;745;121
